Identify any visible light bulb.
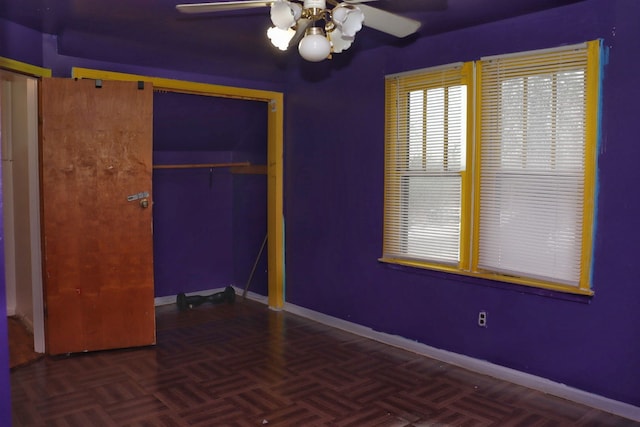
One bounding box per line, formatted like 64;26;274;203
298;27;331;62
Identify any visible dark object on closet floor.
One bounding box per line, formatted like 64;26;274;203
176;286;236;311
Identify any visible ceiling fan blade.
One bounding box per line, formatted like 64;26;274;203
176;1;273;14
288;18;311;49
356;3;421;38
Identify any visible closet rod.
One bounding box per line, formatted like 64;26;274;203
153;161;250;170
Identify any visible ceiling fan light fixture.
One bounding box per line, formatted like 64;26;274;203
331;4;364;38
298;27;331;62
176;0;422;63
267;26;295;50
270;0;302;29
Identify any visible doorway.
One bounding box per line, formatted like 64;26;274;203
0;69;45;354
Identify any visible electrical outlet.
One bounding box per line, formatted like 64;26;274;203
478;311;487;327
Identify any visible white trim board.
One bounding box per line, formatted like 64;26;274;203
153;288;640;422
282;302;640;422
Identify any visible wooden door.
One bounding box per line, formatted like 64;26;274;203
41;78;155;355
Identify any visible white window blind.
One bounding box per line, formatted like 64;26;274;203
477;44;590;286
384;65;469;265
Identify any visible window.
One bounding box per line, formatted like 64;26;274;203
382;41;600;295
384;63;473;267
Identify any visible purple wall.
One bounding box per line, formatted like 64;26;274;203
152;91;268;298
0;18;42;66
232;163;268;297
150;155;270;301
284;0;640;407
153;151;235;297
230;110;268;296
152;154;267;299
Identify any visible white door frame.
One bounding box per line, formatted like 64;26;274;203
0;58;50;353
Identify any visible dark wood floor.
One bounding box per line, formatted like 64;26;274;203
10;298;639;426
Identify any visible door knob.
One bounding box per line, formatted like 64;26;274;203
127;191;150;207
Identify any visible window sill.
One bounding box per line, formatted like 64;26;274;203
378;257;594;303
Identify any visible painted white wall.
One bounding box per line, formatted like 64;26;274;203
25;77;44;352
10;76;34;327
1;79;16;317
1;71;44;352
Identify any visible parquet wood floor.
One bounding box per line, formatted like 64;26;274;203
10;298;639;426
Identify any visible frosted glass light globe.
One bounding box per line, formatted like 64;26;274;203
298;27;331;62
270;0;302;30
332;4;363;38
267;26;295;51
328;28;354;53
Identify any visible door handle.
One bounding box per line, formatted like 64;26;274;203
127;191;149;202
127;191;150;209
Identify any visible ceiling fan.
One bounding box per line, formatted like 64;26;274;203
176;0;422;62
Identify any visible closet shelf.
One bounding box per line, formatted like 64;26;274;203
229;165;267;175
153;162;250;170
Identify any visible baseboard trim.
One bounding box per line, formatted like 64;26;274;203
154;294;180;307
10;311;34;334
282;301;640;422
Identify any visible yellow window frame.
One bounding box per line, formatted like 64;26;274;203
382;40;601;296
381;62;474;272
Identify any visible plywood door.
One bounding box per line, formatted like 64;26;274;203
41;78;155;355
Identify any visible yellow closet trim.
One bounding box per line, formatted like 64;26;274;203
0;57;51;77
71;66;286;309
71;67;280;101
